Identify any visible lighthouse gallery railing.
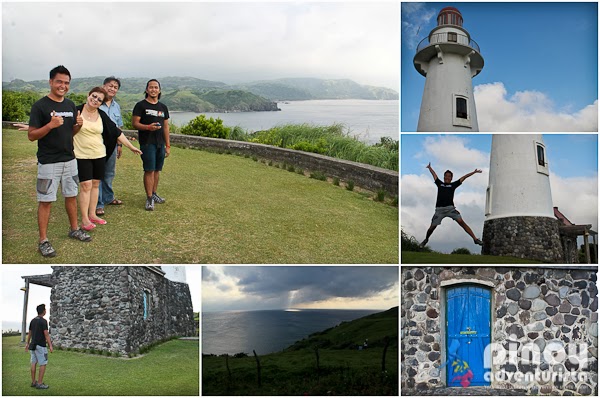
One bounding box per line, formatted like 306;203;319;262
416;32;480;53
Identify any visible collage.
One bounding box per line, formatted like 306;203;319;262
0;1;597;398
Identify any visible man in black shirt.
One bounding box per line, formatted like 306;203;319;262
25;304;53;389
420;162;483;248
28;65;92;257
132;79;171;211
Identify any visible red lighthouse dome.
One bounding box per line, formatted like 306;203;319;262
437;7;463;27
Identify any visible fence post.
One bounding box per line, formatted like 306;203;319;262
381;336;390;372
253;350;261;387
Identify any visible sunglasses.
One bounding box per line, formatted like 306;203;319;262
91;94;104;103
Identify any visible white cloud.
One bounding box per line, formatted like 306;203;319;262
550;173;598;232
401;2;436;50
475;82;598;131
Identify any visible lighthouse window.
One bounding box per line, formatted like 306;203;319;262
537;145;545;167
456;97;468;119
448;32;457;42
143;291;150;320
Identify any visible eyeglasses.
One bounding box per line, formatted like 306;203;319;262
90;94;104;103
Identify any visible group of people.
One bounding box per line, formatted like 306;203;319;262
27;65;172;257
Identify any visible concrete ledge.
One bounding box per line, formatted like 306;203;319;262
2;121;398;196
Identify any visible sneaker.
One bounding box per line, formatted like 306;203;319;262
36;384;49;390
68;228;92;242
145;197;154;211
152;192;165;204
474;238;483;246
31;381;38;388
38;240;56;257
419;239;428;248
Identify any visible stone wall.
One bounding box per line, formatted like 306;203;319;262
49;266;195;355
482;217;564;263
401;266;598;395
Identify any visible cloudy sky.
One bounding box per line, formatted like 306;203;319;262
1;266;201;332
401;2;598;131
202;266;399;312
2;2;399;90
401;134;598;254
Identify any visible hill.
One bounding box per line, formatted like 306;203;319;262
2;76;398;112
202;307;398;395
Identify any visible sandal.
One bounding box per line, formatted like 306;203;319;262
82;223;96;231
95;208;105;216
108;199;123;205
90;217;107;225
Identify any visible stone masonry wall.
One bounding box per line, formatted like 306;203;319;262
401;267;598;395
49;266;195;355
482;217;563;263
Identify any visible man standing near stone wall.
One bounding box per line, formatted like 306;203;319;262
25;304;53;390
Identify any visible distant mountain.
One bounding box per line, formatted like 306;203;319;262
3;76;397;112
233;78;399;101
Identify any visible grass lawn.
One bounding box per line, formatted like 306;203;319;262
2;129;398;263
2;336;199;396
401;251;543;264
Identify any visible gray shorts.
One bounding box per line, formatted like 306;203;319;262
30;346;48;366
37;159;79;202
431;205;462;226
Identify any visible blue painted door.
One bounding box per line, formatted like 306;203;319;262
446;285;491;387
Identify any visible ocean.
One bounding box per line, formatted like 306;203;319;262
169;99;399;145
202;309;379;355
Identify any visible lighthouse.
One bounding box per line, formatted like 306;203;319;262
414;7;484;131
482;135;563;262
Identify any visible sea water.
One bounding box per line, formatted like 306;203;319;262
169;99;399;145
202;309;378;355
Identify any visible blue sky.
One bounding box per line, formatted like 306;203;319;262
401;134;598;253
401;2;598;131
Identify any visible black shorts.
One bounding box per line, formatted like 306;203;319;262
77;157;106;182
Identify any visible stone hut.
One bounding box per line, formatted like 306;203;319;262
49;266;195;355
401;266;598;395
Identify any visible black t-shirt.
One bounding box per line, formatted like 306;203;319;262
132;99;169;146
29;96;77;164
435;178;462;207
28;316;48;347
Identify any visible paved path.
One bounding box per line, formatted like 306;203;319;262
402;387;527;396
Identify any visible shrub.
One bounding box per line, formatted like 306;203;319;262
346;180;355;191
333;177;340;186
310;171;327;181
228;126;249;141
181;114;228;138
287;164;295;172
375;189;386;202
233;352;248;358
401;229;430;252
451;248;472;255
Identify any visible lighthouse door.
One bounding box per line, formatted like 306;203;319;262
446;285;491;387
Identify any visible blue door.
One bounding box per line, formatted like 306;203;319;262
446;285;491;387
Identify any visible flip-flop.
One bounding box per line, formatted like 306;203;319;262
90;218;107;225
95;208;105;216
82;223;96;231
108;199;123;205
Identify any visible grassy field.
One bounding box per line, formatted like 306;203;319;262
2;129;398;263
401;251;543;264
2;336;199;396
202;308;398;396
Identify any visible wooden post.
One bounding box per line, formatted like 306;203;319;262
225;354;231;382
21;279;29;343
381;336;390;372
593;233;598;264
253;350;261;388
584;228;591;264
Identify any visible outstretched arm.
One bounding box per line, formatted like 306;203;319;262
459;168;482;183
426;162;438;181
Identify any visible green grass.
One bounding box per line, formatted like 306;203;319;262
2;129;398;263
202;308;398;395
401;251;543;264
2;336;199;395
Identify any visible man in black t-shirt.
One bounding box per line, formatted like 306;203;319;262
25;304;53;389
132;79;171;211
420;162;483;248
28;65;92;257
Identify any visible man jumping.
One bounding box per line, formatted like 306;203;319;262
420;162;483;248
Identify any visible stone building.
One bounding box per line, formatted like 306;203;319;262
49;266;195;355
401;266;598;395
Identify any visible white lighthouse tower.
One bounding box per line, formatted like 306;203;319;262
414;7;484;132
482;135;563;262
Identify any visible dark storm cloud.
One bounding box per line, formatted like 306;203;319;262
221;266;398;302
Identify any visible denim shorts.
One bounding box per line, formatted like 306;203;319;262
37;159;79;202
140;144;165;172
30;346;48;366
